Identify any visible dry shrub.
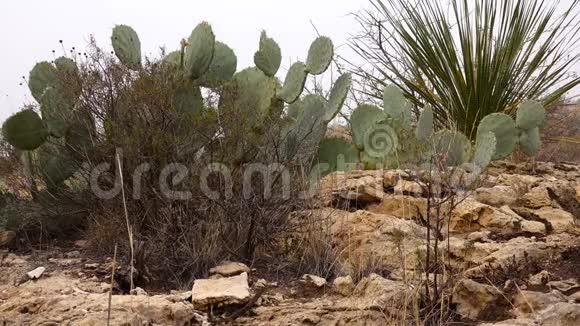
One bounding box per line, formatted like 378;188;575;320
538;103;580;163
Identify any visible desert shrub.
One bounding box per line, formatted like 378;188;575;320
1;23;352;286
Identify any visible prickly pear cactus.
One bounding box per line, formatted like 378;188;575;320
516;101;545;130
277;62;308;104
415;105;434;141
111;25;141;69
473;132;497;170
2;109;49;151
28;62;59;102
40;87;72;138
350;104;388;150
518;127;541;156
314;137;358;176
476;113;517;160
433;130;471;167
306;37;333;75
199;41;237;87
383;85;413;128
174;84;204;115
324;73;352;122
254;31;282;77
185;22;215;80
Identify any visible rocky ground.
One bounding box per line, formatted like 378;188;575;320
0;161;579;325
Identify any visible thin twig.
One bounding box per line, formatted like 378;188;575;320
107;244;118;326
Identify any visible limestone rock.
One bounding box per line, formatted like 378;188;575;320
318;171;385;204
475;186;518;207
528;270;552;287
301;274;327;288
513;290;567;315
352;273;412;311
191;272;250;308
367;195;426;220
522;186;552;209
209;261;250;277
538;302;580;326
383;170;408;188
533;207;576;233
26;267;46;280
394;179;424;196
452;279;506;321
333;275;354;296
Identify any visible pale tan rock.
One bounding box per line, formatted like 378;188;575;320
548;279;580;293
538;302;580;326
352;273;412;311
522;186;552;209
452;279;504;320
528;270;552;287
318;171;385;204
383;170;408;188
513;290;567;314
533;207;576;233
191;272;250;308
209;261;250;277
475;185;518;207
367;195;426;220
497;174;540;191
394;179;424;196
26;267;46;280
333;275;354;296
575;183;580;203
301;274;327;288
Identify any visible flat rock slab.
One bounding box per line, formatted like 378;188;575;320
192;272;250;308
209;261;250;277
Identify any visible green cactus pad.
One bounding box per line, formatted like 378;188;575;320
383;85;412;127
277;62;307;104
284;95;328;163
287;98;304;120
415;105;434;141
162;51;182;67
476;113;517;160
111;25;141;69
54;57;78;76
434;130;471;166
516;101;545;130
185;22;215;80
174;84;204;115
65;110;94;155
39;149;77;187
518;127;541;156
2;109;49;150
29;62;59;102
324;73;352;122
350;104;387;150
306;36;333;75
254;31;282;77
221;67;278;127
40;87;73;138
314;138;359;176
473;132;497;169
199;41;237;87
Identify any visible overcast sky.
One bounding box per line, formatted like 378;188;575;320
1;0;579;123
0;0;367;122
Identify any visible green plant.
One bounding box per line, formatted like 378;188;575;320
351;0;580;139
314;85;546;179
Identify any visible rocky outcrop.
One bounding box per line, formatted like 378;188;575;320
191;272;250;308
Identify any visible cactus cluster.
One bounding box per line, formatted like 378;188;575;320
315;85;546;180
2;22;351;188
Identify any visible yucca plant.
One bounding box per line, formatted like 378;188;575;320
351;0;580;139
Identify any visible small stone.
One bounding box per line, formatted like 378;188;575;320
192;272;250;308
65;251;81;258
301;274;327;288
394;180;424;196
130;287;148;296
529;270;551;287
26;267;46;280
74;240;89;248
333;275;355;296
254;279;268;288
209;261;250;277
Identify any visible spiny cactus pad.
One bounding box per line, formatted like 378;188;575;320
185;22;215;80
350;104;388;150
476;113;517;160
415;105;434;141
40;87;73;138
39;150;77;187
254;31;282;77
287;98;304;120
324;73;352;122
162;51;182;67
315;138;359;176
2;109;49;150
519;127;541;156
473;132;497;169
174;84;204;115
111;25;141;69
54;57;78;76
277;62;307;104
29;62;59;102
383;85;412;127
306;37;333;75
434;130;471;166
200;41;237;87
516;101;545;130
285;94;327;162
